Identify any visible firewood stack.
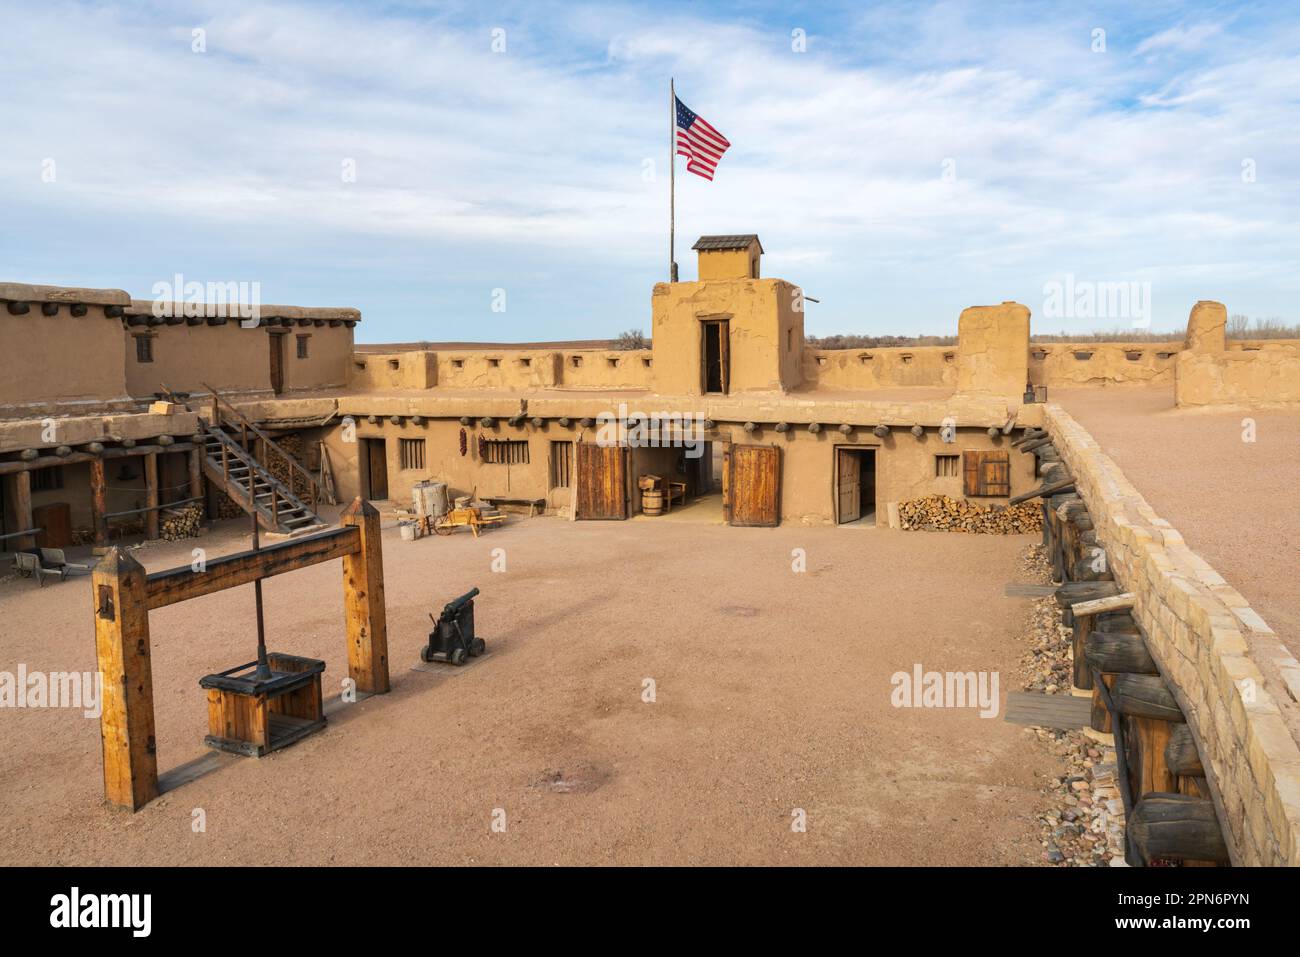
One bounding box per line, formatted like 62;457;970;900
161;502;205;541
899;494;1042;534
264;433;308;498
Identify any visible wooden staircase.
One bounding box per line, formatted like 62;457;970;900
167;384;328;535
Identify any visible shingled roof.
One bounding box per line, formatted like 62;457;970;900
692;234;763;253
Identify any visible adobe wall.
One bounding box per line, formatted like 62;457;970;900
1175;345;1300;407
1030;342;1181;388
126;323;355;399
0;304;131;411
319;413;1035;526
651;278;802;394
802;346;956;390
1045;404;1300;866
956;302;1029;401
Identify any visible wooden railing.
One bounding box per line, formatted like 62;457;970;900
201;382;321;514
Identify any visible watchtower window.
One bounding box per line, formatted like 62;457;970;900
701;318;729;394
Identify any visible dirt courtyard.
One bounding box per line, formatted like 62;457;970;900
0;515;1054;866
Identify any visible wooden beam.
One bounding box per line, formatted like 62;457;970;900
1165;723;1205;777
92;547;159;810
144;525;360;610
0;441;198;476
341;498;389;694
89;457;108;548
1018;435;1053;453
12;470;33;550
143;453;160;540
1009;475;1075;505
1055;580;1119;607
1072;592;1136;618
188;447;203;501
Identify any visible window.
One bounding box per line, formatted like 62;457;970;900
388;359;399;370
134;334;154;363
488;358;500;367
642;357;652;367
482;439;529;464
962;450;1010;497
399;438;426;470
296;335;310;359
787;328;792;352
519;357;531;367
935;454;960;478
452;358;464;368
607;357;619;368
549;441;571;488
31;466;64;492
570;355;583;367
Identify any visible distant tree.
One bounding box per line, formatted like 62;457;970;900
615;329;648;350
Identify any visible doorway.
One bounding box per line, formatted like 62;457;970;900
701;319;729;394
362;438;389;501
575;443;628;520
269;332;287;395
835;447;876;526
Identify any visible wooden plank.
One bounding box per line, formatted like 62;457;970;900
92;547;159;810
144;524;359;610
1003;583;1058;598
1003;691;1092;729
341;498;389;694
575;443;627;520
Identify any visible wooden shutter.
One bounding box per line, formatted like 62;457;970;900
727;444;781;526
963;450;1010;497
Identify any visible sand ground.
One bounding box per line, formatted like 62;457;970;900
0;512;1052;866
1054;387;1300;660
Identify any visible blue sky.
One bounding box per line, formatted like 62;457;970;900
1;0;1297;342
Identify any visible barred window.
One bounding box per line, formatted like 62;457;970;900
399;438;426;470
549;441;571;488
935;454;960;478
482;439;529;465
135;334;154;363
296;335;310;358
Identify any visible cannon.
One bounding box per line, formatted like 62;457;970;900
421;587;487;666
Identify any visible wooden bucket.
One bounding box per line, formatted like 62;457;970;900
642;490;664;516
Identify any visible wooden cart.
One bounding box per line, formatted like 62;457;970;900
431;504;506;537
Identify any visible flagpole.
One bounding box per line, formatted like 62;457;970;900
669;77;675;283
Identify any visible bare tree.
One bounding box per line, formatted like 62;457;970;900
615;329;648;350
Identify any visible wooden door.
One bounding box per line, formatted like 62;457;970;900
726;444;781;527
575;443;628;520
34;502;72;548
269;332;286;395
365;439;388;500
836;449;861;524
963;450;1010;497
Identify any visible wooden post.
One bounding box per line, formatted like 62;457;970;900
188;447;203;501
92;547;159;810
89;458;108;549
13;470;33;550
144;453;160;540
341;497;389;694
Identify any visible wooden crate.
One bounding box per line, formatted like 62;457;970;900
200;653;326;757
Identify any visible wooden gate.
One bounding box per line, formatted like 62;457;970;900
725;444;781;527
576;443;628;520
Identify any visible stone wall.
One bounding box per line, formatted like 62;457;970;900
1044;404;1300;866
1175;345;1300;407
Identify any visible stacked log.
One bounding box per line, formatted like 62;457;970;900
263;432;309;498
1031;427;1231;866
898;494;1041;534
160;502;205;541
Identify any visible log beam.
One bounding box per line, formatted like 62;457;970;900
1128;794;1229;866
12;470;34;550
143;453;160;540
1072;592;1136;618
90;457;108;548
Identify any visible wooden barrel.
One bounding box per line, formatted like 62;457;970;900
642;490;664;516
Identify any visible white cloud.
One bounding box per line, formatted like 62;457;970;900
0;0;1296;338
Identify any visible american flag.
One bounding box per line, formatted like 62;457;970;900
675;96;730;181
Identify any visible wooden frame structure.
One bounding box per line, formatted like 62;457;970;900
92;498;388;810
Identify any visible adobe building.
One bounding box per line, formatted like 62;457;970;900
3;234;1298;548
